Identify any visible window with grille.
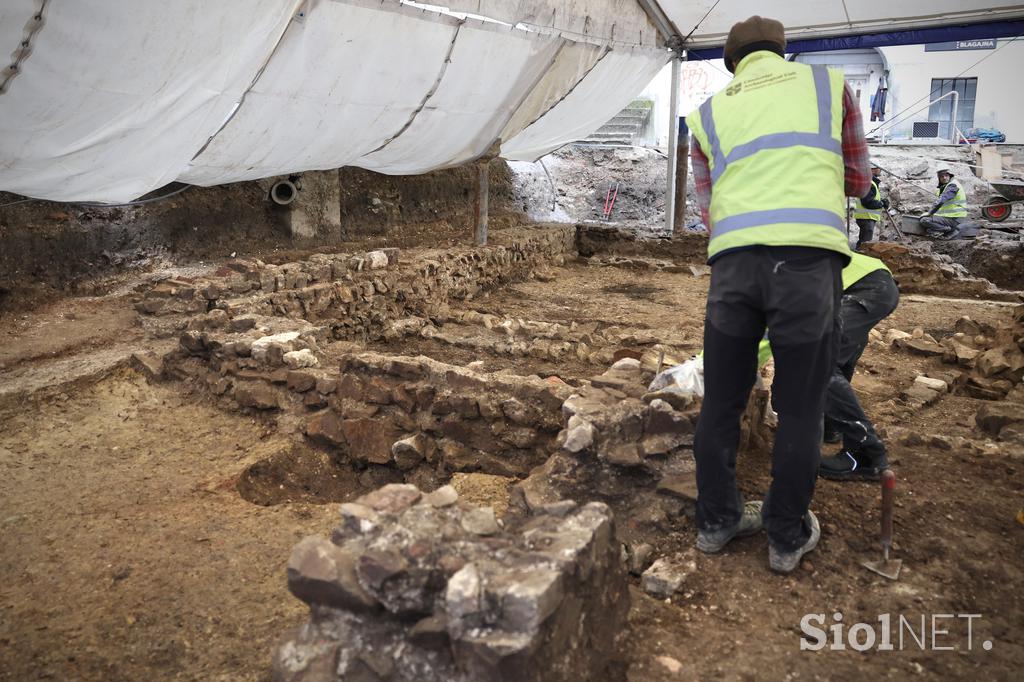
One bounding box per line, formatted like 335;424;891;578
928;77;977;139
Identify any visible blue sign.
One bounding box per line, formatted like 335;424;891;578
925;39;997;51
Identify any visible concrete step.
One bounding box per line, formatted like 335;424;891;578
601;123;643;132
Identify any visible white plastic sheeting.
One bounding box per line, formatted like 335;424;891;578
499;41;608;144
0;0;668;202
0;0;302;202
501;48;669;161
356;19;564;174
660;0;1024;49
435;0;661;47
182;1;463;185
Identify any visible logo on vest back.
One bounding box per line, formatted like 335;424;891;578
726;82;743;96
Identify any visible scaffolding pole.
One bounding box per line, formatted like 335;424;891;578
665;56;681;233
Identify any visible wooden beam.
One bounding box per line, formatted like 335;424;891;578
475;161;489;246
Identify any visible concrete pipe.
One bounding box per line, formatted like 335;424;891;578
270;179;298;206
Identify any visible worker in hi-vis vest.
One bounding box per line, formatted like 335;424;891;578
852;164;889;250
687;15;871;574
755;254;899;481
920;168;968;238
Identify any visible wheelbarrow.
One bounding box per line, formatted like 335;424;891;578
981;179;1024;222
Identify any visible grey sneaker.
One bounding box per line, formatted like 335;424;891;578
696;501;764;553
768;510;821;574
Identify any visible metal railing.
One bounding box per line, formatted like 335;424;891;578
877;90;961;144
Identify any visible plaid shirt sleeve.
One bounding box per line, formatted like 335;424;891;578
690;138;712;228
842;83;871;198
690;82;869;229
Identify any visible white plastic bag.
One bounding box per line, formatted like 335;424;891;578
648;356;704;398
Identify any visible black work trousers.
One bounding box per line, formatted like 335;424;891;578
824;270;900;457
855;218;877;250
695;246;842;552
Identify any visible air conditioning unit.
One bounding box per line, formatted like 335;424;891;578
912;121;940;138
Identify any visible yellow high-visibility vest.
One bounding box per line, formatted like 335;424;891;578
687;51;852;262
757;253;892;364
853;180;882;221
935;183;968;218
842;252;890;289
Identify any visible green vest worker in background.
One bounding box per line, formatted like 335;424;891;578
753;254;899;479
687;15;871;574
920;168;968;239
852;164;889;250
818;253;899;479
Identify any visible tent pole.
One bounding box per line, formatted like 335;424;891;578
635;0;683;49
665;56;681;233
475;161;489;247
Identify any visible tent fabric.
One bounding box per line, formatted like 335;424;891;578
437;0;661;48
0;0;303;202
183;1;465;185
499;41;609;143
356;18;565;174
660;0;1024;50
501;48;669;161
0;0;667;202
5;0;1023;202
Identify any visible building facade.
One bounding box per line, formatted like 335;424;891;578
636;37;1022;147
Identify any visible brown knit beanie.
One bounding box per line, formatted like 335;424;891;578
723;16;786;72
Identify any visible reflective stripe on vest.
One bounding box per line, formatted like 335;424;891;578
686;53;851;261
699;65;842;186
842;252;890;289
853;180;882;221
935;183;968;218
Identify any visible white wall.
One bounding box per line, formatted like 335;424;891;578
793;50;885;129
636;58;731;149
877;40;1024;142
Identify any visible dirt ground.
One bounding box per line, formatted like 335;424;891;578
1;251;1022;680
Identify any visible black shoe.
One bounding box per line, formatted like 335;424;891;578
823;429;841;444
819;450;887;481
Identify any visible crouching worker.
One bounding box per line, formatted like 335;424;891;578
818;253;899;480
920;168;967;239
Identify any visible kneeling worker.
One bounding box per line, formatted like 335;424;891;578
817;253;899;480
920;168;967;238
753;253;898;479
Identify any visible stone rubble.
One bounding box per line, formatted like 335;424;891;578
640;555;697;600
134;229;583;484
862;242;1020;302
379;310;690;369
274;484;629;682
888;305;1024;439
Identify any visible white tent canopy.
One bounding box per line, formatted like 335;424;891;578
1;0;1022;202
0;0;667;202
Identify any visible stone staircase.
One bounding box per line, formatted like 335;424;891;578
582;100;653;145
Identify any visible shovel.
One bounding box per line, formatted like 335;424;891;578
862;469;902;580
